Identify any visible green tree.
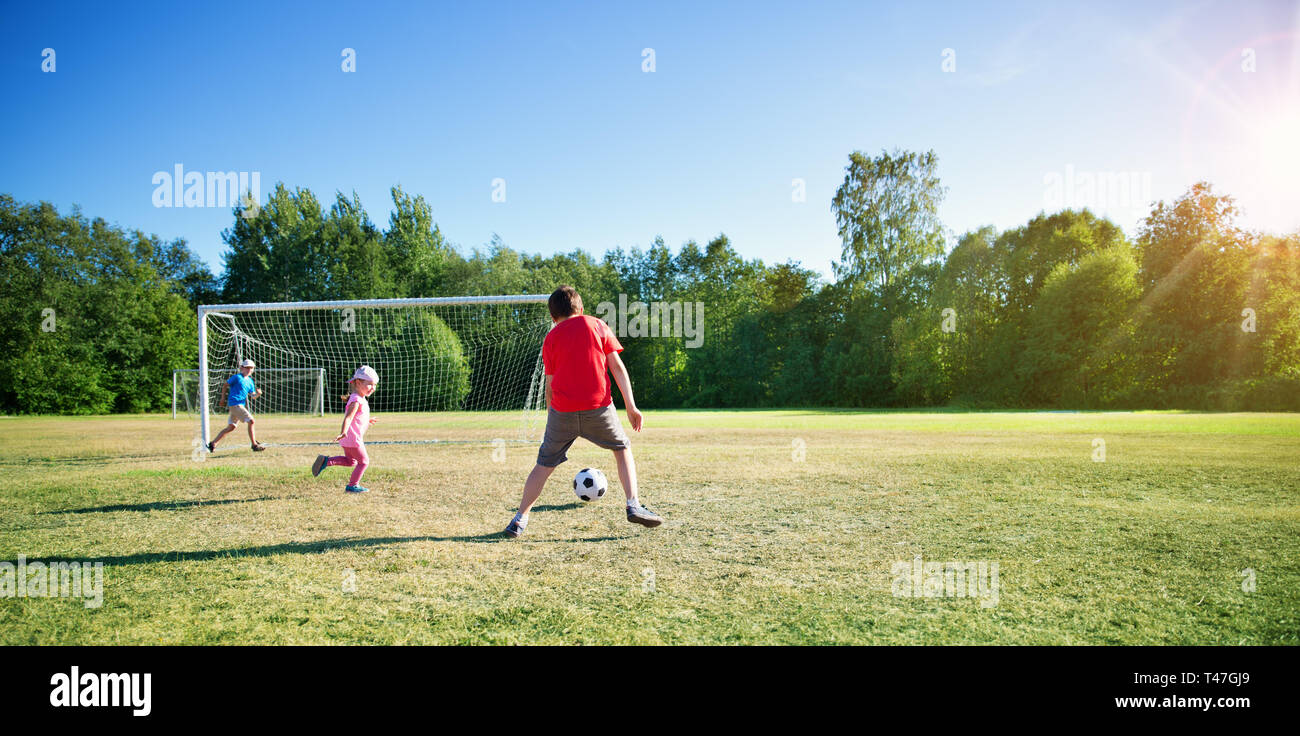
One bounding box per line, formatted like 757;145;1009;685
823;286;896;406
831;149;946;300
935;226;1005;402
1019;247;1141;407
385;186;457;298
1254;233;1300;381
1137;181;1240;291
324;191;392;300
828;149;947;406
756;262;829;406
983;209;1129;400
220;184;329;303
153;237;221;308
0;196;196;414
1128;184;1256;405
995;209;1127;317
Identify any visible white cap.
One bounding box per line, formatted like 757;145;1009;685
240;359;256;368
351;365;379;384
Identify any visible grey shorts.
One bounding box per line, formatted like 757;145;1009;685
537;404;631;467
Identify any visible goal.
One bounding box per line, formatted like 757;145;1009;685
196;295;551;447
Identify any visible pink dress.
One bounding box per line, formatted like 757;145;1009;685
328;393;371;486
339;394;370;447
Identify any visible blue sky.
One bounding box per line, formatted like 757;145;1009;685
2;0;1297;280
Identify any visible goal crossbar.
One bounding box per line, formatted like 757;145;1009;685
198;294;549;314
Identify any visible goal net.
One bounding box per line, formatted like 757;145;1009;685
175;368;325;417
197;295;551;446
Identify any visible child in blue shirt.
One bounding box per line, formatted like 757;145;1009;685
207;359;266;452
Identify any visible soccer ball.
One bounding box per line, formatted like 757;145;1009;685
573;468;608;502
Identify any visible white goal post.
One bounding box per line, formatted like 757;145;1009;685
197;295;551;447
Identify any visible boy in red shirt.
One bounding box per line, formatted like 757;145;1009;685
504;286;664;537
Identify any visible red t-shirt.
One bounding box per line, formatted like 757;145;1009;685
543;314;624;412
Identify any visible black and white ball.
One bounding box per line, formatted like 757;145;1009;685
573;467;608;501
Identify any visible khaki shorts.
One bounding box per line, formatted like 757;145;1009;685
227;404;254;424
537;405;630;467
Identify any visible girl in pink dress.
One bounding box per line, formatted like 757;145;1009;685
311;366;378;493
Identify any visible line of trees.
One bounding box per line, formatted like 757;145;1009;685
2;150;1297;414
0;195;215;413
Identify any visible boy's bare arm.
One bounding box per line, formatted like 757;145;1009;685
544;374;552;408
607;352;643;432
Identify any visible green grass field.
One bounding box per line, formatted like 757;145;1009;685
1;410;1297;644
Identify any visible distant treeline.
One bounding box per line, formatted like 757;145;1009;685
2;149;1297;414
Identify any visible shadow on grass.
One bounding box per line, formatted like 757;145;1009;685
0;533;521;567
528;502;584;512
41;496;279;516
0;452;186;467
0;531;641;567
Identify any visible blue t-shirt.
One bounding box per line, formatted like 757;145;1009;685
227;374;256;405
